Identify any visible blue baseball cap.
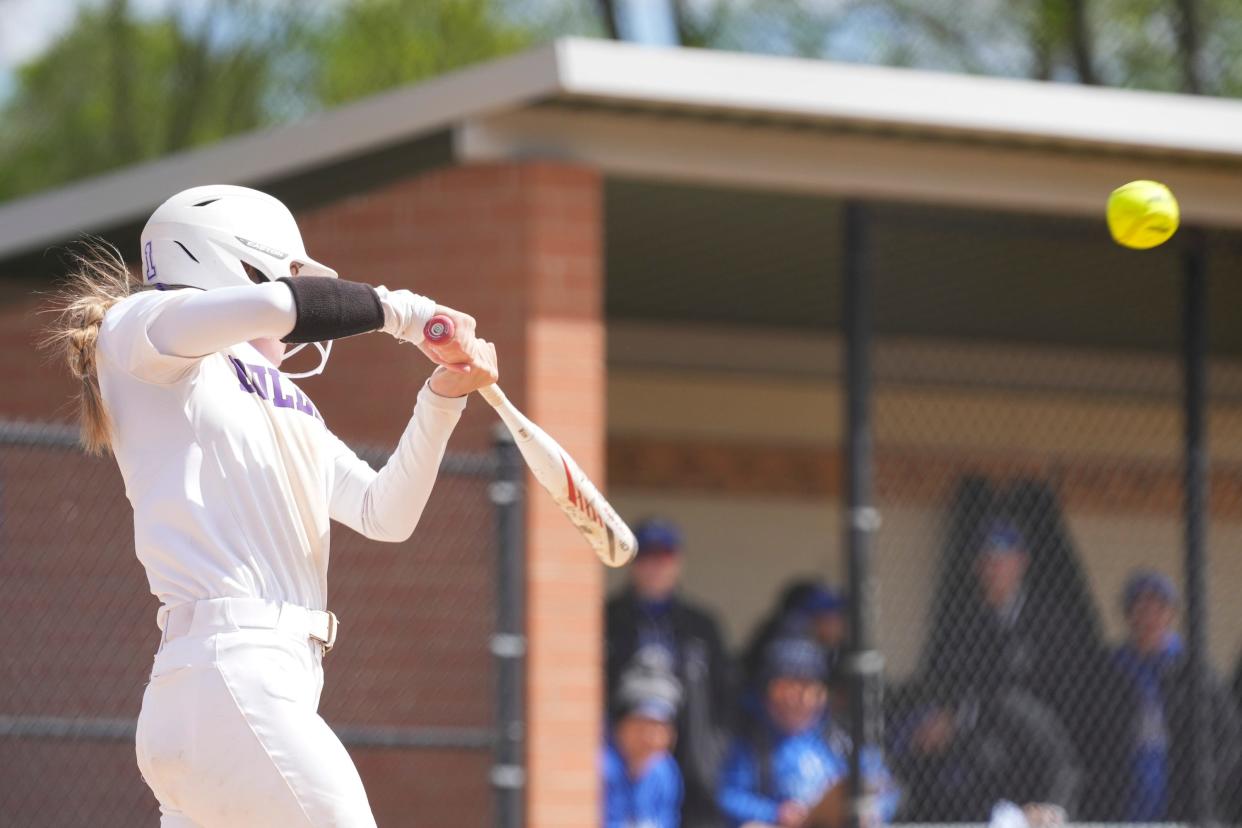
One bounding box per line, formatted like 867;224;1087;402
1123;570;1178;613
635;519;683;557
800;585;846;616
980;519;1025;556
764;637;828;683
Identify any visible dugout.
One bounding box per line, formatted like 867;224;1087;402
2;38;1242;827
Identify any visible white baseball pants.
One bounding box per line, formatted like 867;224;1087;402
135;598;376;827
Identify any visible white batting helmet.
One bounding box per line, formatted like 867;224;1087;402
139;184;337;290
140;185;340;377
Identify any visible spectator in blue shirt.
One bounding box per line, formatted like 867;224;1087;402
1113;571;1182;821
739;580;848;723
1111;570;1241;822
607;518;733;828
604;661;686;828
719;637;896;827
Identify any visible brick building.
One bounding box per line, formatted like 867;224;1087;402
3;38;1242;826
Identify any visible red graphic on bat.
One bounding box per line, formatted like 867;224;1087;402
561;454;615;562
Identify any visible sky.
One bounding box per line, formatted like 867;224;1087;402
618;0;678;44
0;0;78;92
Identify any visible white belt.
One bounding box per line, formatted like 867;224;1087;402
158;597;339;655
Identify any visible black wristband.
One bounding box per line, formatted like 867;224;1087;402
278;276;385;344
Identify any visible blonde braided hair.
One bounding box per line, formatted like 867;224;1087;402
43;240;138;454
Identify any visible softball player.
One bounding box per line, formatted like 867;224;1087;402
47;185;497;827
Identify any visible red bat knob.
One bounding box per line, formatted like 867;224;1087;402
424;315;455;343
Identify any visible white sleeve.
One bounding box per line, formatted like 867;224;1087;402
98;285;295;385
327;383;468;543
147;282;295;358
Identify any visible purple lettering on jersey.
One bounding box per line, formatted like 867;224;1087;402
246;363;269;399
268;368;295;409
227;356;254;393
226;354;323;423
295;389;316;417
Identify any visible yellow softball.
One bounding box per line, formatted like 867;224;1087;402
1107;180;1180;250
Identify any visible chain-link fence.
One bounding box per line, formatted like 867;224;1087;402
0;421;519;827
604;178;1242;826
867;204;1242;825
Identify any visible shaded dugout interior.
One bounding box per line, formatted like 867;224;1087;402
603;177;1242;676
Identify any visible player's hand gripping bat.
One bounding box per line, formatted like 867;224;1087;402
424;316;636;567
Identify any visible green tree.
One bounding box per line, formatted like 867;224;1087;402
0;0;543;204
313;0;534;107
669;0;735;49
0;0;309;202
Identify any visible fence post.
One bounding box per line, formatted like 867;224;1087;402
491;424;526;828
1181;228;1214;828
843;200;883;828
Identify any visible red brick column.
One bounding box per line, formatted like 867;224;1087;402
299;162;605;826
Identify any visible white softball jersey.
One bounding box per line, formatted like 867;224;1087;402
97;288;466;613
95;283;461;827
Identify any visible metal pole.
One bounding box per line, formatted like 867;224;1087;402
843;201;882;828
1181;228;1214;827
492;426;526;828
